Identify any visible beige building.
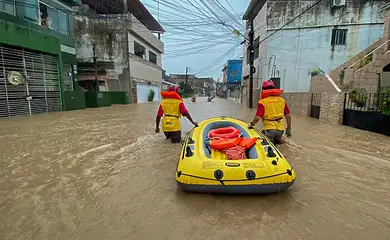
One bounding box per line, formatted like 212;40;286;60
74;0;165;103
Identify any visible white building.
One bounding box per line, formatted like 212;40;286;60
242;0;388;97
74;0;165;103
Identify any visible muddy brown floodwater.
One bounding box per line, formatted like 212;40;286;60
1;97;390;240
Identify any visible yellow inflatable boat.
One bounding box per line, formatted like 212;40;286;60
176;116;296;194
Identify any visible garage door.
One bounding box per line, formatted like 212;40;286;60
136;83;160;103
0;45;61;118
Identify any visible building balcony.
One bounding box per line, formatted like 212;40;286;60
91;14;163;53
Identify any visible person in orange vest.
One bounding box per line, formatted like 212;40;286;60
155;85;198;143
248;80;292;145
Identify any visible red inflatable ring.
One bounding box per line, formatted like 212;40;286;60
208;127;241;139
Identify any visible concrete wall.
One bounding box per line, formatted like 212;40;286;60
266;0;386;29
311;75;340;92
130;15;163;53
265;24;383;92
281;92;311;116
246;0;387;95
319;92;345;125
74;13;163;95
383;72;390;87
282;92;345;125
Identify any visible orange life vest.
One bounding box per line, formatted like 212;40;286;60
260;89;283;99
238;137;258;149
210;138;242;151
210;137;257;151
161;91;183;100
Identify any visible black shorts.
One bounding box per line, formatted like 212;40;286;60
164;131;181;143
262;130;284;145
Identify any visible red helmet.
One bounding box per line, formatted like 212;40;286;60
168;85;179;92
262;80;275;89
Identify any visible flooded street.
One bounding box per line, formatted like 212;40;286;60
1;97;390;240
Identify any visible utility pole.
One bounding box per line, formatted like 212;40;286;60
185;66;188;84
123;0;132;103
248;20;255;108
93;42;98;92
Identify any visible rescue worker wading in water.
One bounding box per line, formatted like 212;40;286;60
248;80;292;145
155;85;198;143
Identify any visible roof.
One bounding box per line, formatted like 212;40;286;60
162;80;179;86
243;0;266;21
378;3;390;12
59;0;81;6
81;0;165;32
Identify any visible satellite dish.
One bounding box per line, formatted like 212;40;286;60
7;71;25;85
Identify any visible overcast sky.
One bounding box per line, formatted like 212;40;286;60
141;0;250;80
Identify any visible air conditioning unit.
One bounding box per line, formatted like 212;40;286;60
332;0;346;7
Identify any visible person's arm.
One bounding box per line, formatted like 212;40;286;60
284;103;292;137
249;103;264;127
180;102;198;126
155;105;163;132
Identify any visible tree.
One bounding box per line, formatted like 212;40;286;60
179;82;193;98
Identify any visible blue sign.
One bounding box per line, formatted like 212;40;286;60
226;59;242;86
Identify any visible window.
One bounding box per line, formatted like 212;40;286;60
231;70;236;76
22;1;69;35
58;10;69;35
134;41;146;59
331;29;347;45
149;50;157;64
24;0;39;22
39;2;59;30
0;0;15;15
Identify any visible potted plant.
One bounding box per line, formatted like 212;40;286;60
148;89;155;102
310;69;321;77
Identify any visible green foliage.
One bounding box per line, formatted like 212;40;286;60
350;88;367;107
358;54;373;69
179;82;193;98
148;89;155;102
381;88;390;114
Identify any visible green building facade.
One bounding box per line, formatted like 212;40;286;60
0;0;85;117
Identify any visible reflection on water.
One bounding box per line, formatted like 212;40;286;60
0;97;390;240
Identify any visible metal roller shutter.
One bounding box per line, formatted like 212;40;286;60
0;45;61;118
